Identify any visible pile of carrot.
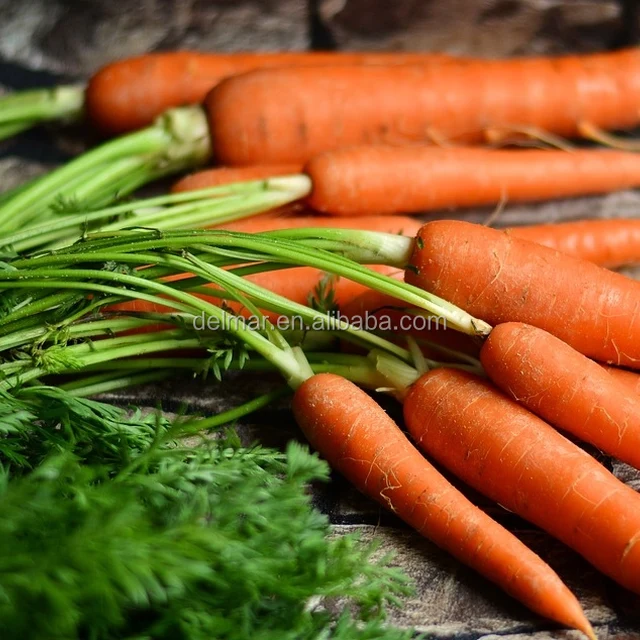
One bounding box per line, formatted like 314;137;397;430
8;41;640;639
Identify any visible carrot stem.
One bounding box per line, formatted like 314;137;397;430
4;175;310;255
0;85;84;141
0;105;211;233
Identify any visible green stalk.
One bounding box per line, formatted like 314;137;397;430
60;369;175;396
7;230;490;336
0;105;211;233
0;85;84;141
4;176;309;255
0;266;316;390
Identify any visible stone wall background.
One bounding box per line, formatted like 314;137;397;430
0;0;637;82
2;1;640;638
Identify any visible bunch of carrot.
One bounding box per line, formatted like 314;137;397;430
6;42;640;640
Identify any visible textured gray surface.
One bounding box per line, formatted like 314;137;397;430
0;0;309;77
317;0;623;56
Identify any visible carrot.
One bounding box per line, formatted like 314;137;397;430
171;164;303;193
304;145;640;215
405;220;640;368
86;51;454;135
601;364;640;396
508;219;640;268
292;373;594;637
480;322;640;469
403;367;640;595
206;47;640;165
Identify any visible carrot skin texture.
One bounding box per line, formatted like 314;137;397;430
404;368;640;595
207;47;640;166
292;373;593;634
305;146;640;216
86;51;454;135
508;219;640;268
171;164;303;193
481;322;640;469
602;364;640;395
406;220;640;368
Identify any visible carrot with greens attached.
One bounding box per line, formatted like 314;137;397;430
304;145;640;215
293;372;594;637
86;51;455;135
404;220;640;368
206;47;640;165
172;164;303;193
480;322;640;469
508;219;640;268
403;367;640;595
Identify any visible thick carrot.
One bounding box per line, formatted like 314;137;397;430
86;51;454;135
304;145;640;215
601;364;640;396
292;373;594;636
171;164;303;193
508;219;640;268
403;367;640;595
405;220;640;368
206;47;640;165
480;322;640;469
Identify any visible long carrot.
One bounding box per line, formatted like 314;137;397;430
303;145;640;215
292;372;594;637
206;47;640;165
480;322;640;469
403;367;640;595
171;164;303;193
86;51;454;135
405;220;640;368
508;219;640;268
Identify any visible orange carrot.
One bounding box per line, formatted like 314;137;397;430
206;47;640;165
304;145;640;215
171;164;303;193
480;322;640;469
86;51;455;135
601;364;640;396
403;367;640;595
292;373;594;636
405;220;640;368
508;219;640;268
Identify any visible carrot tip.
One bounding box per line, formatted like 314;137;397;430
579;620;598;640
